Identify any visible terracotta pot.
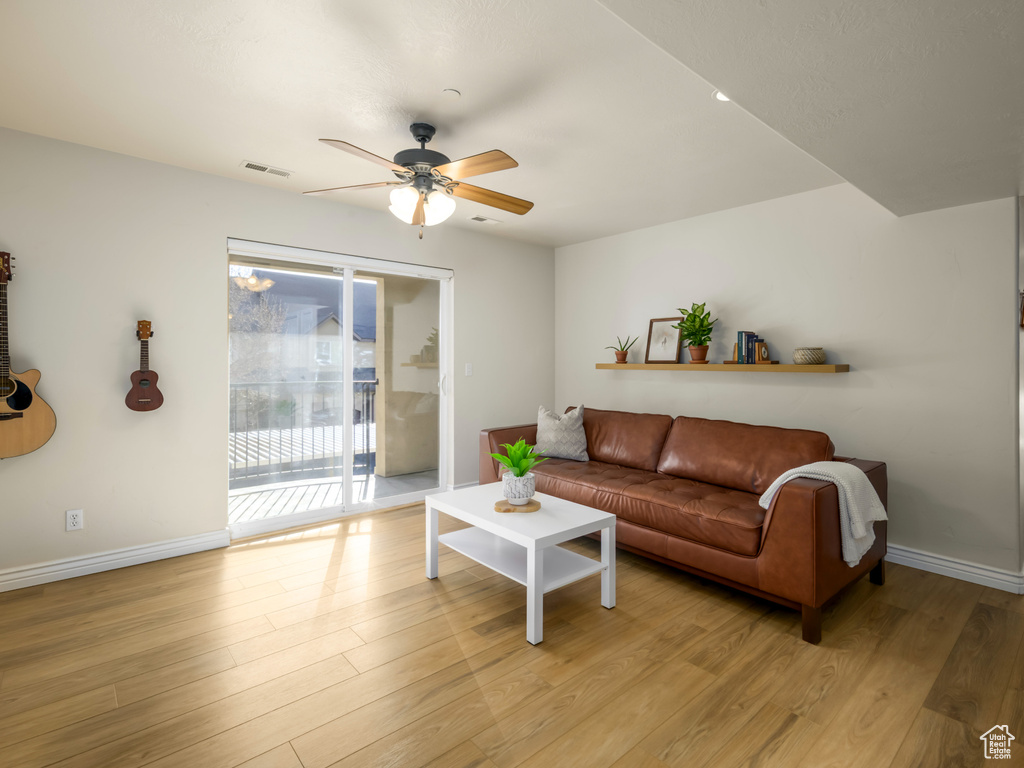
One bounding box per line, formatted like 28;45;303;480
688;345;710;364
614;350;628;364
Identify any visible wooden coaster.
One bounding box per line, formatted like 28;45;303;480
494;498;541;513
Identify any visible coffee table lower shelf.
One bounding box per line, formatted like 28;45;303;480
439;527;605;593
426;487;616;644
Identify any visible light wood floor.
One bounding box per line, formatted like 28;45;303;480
2;505;1023;768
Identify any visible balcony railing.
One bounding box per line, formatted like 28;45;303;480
228;380;376;489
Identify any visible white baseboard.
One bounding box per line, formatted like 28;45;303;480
887;544;1024;594
11;519;1018;597
0;530;231;593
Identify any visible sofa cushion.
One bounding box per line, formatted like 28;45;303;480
656;416;835;495
536;404;588;461
578;407;673;473
533;459;765;556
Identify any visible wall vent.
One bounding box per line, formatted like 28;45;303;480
468;215;501;225
240;160;292;179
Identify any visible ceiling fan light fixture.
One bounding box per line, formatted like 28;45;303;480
388;185;420;224
229;265;275;292
423;189;456;226
314;124;533;234
232;275;275;292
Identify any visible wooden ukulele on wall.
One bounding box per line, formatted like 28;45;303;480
125;320;164;412
0;252;57;459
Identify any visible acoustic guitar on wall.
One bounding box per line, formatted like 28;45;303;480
125;320;164;412
0;252;57;459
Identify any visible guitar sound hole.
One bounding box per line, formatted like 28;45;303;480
140;379;150;388
5;379;32;411
0;378;13;398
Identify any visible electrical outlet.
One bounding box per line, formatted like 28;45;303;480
465;363;473;376
66;509;84;531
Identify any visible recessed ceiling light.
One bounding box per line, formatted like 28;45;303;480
441;88;461;99
713;90;730;102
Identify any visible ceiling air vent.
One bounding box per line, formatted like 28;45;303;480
239;160;293;179
468;215;501;225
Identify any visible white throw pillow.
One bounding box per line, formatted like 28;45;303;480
536;405;588;461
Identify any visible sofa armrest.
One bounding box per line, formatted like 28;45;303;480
839;458;888;508
479;423;539;484
757;459;888;607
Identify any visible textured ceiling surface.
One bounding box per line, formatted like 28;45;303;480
0;0;840;247
598;0;1024;216
2;1;1017;246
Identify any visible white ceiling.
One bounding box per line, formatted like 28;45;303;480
598;0;1024;218
0;1;1018;247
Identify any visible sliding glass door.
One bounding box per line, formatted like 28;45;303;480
226;242;449;537
351;269;441;504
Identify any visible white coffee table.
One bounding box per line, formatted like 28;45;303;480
425;485;616;644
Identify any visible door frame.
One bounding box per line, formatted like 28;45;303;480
227;239;454;540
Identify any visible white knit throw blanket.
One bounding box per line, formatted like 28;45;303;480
758;461;888;567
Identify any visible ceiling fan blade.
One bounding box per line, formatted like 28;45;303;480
450;182;534;215
319;139;406;173
412;193;426;226
302;181;401;196
433;150;518;180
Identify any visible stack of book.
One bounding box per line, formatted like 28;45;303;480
727;332;777;364
735;331;762;364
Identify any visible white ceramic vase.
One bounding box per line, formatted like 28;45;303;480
502;471;536;505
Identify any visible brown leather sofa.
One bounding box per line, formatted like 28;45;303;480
479;407;887;643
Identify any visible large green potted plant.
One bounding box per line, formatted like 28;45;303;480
490;438;548;505
673;302;717;364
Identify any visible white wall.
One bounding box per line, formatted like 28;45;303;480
0;127;554;573
5;124;1015;583
556;184;1019;573
387;275;440;392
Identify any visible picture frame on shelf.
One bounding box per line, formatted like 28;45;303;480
645;317;682;364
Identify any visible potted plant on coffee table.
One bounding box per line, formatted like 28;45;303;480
490;438;548;505
604;335;639;364
673;302;717;364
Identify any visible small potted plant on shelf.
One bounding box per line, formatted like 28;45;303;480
673;302;717;364
490;438;548;505
605;335;639;364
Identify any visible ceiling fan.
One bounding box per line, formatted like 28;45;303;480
304;123;533;235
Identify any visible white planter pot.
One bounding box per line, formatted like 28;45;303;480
502;471;536;506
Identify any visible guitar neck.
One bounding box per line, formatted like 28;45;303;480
140;339;149;373
0;282;9;380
